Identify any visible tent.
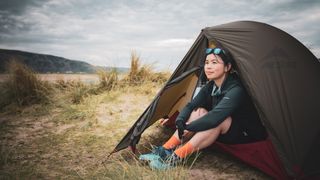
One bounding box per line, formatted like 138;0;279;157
111;21;320;179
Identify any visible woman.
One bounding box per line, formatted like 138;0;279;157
139;47;267;170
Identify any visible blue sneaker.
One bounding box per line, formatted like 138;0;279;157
139;153;161;162
139;146;173;162
149;153;182;170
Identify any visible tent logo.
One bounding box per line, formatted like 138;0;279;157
260;47;296;69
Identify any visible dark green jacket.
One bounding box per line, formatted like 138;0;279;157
176;74;262;133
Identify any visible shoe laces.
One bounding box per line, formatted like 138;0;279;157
151;146;173;160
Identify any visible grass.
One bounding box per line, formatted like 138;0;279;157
125;51;170;85
0;55;270;179
0;60;52;111
97;68;118;90
0;58;178;179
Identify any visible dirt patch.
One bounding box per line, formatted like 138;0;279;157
96;104;111;124
54;124;75;134
96;92;150;126
39;74;100;84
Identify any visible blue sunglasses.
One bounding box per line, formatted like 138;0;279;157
205;48;225;55
206;47;232;64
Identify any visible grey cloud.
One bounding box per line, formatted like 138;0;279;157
0;0;319;69
0;0;49;36
0;13;29;34
0;0;47;15
273;0;320;12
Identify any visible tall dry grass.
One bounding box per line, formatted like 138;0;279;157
69;81;91;104
125;51;170;85
128;51;140;82
0;54;170;112
62;68;119;104
97;68;118;90
53;79;99;104
0;60;51;110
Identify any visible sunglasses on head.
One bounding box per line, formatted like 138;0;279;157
205;48;225;55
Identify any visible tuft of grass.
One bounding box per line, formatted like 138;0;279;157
97;68;119;91
54;79;99;105
54;78;71;90
125;51;171;85
0;60;52;111
149;71;171;84
52;69;120;105
68;81;91;104
126;51;152;84
128;51;140;83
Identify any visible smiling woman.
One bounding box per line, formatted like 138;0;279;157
204;53;231;86
139;46;267;170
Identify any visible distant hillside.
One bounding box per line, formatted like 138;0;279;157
0;49;128;73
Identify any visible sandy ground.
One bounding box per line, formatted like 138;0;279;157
0;74;100;84
39;74;100;84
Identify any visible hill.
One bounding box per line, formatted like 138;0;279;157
0;49;128;73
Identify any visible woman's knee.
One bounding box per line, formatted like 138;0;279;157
219;116;232;134
187;108;208;123
197;107;208;116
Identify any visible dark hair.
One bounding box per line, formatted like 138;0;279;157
214;48;237;74
217;47;234;65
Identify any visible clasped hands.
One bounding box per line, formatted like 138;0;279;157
159;118;192;139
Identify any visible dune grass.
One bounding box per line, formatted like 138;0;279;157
0;57;186;179
97;68;119;91
125;51;170;85
0;60;52;112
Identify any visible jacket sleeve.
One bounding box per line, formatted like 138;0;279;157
185;85;245;132
175;83;210;123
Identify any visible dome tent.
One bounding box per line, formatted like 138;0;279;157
111;21;320;179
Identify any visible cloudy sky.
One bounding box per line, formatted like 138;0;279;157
0;0;319;70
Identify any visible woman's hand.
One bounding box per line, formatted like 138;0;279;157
159;118;169;126
182;130;193;137
175;121;186;139
182;122;193;137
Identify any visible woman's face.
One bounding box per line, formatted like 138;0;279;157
204;54;227;81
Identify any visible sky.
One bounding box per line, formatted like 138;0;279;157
0;0;319;70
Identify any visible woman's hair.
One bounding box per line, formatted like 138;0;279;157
215;46;237;74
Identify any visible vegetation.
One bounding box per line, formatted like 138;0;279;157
0;60;52;112
126;51;171;85
0;55;269;179
97;68;119;91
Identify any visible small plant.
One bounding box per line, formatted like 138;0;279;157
69;81;89;104
53;78;101;104
129;51;140;81
97;68;118;91
54;78;69;89
149;71;171;84
125;51;169;85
